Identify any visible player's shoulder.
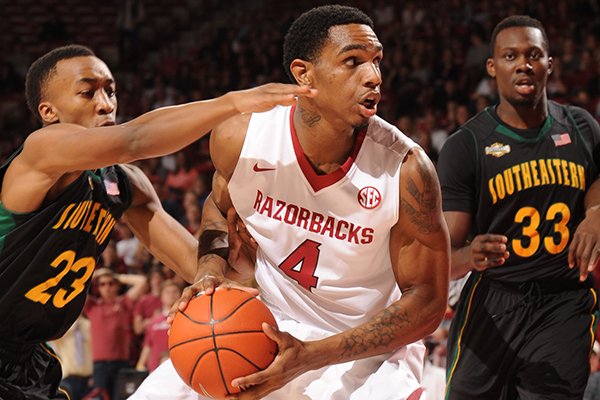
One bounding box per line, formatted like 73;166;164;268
212;113;252;142
548;100;598;130
23;123;85;152
367;115;419;156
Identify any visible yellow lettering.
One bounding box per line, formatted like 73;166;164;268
495;174;506;201
96;217;116;245
538;159;550;185
69;201;90;229
63;202;86;230
503;169;515;195
561;160;570;186
552;159;562;184
82;202;101;233
529;160;541;187
569;162;579;188
521;162;532;189
93;209;108;236
547;159;556;184
52;204;76;229
489;178;497;204
578;165;586;190
512;165;523;191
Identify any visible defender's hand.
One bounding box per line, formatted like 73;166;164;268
226;83;317;115
569;207;600;281
468;234;510;271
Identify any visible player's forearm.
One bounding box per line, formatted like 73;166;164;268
119;94;239;162
450;245;475;279
194;194;230;281
125;207;198;283
304;288;446;370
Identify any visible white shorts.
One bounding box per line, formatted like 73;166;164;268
129;318;426;400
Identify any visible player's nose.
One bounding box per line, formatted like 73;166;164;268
96;90;115;115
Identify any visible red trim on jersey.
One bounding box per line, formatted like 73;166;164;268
407;387;424;400
289;104;366;192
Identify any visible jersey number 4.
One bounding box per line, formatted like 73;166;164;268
25;250;95;308
278;239;321;291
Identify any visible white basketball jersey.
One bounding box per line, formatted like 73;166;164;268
229;105;418;333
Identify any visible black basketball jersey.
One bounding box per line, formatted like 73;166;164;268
0;149;132;344
438;101;600;283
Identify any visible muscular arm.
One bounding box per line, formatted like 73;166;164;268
180;113;252;292
2;84;313;213
306;149;449;365
121;164;198;283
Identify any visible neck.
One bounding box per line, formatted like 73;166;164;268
496;96;548;129
292;103;359;172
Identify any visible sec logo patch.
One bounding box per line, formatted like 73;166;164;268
358;186;381;209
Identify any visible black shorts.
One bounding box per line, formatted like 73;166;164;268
446;273;598;400
0;341;69;400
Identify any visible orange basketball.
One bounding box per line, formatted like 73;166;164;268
168;287;278;398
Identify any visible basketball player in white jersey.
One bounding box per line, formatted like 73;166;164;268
131;5;450;399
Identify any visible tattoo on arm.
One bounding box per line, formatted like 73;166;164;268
299;106;321;127
402;164;441;234
340;303;409;360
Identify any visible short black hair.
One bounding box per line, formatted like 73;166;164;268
283;4;374;82
490;15;549;55
25;44;95;121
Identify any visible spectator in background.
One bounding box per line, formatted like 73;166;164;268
136;280;182;372
49;315;94;400
585;341;600;400
84;269;147;400
99;240;128;274
115;223;141;272
165;152;199;194
133;266;165;337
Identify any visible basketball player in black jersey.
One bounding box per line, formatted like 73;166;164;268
0;44;313;399
438;15;600;399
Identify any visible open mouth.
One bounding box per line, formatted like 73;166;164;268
362;98;377;110
514;79;535;96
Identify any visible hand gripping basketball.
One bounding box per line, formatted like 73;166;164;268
168;287;278;399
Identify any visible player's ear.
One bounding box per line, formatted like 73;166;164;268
547;56;553;75
290;59;313;87
486;57;496;78
38;102;59;124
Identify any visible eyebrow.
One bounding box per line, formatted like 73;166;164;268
77;77;115;85
338;43;383;56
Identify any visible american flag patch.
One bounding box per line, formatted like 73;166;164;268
103;179;120;196
551;132;571;147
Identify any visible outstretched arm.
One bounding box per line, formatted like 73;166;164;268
229;148;451;398
121;163;199;283
2;84;316;213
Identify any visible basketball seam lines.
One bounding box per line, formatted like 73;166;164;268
179;296;257;324
168;330;267;351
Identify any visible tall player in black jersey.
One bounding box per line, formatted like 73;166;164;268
0;44;313;399
438;15;600;399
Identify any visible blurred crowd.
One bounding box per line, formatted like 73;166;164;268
2;0;600;398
